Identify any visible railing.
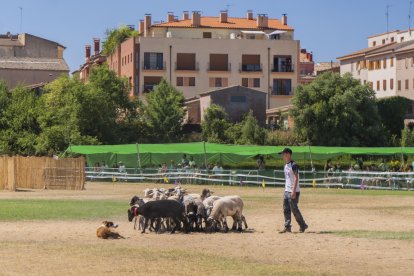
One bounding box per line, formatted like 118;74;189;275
142;61;166;71
240;63;262;72
207;62;231;72
175;62;199;71
143;84;157;93
272;64;295;73
85;167;414;190
271;86;295;96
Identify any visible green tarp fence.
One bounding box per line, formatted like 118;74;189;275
67;142;414;168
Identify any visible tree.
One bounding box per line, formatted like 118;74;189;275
401;126;414;147
201;104;231;143
226;111;266;145
377;96;411;139
145;79;185;142
102;26;139;55
0;86;42;155
291;72;385;146
36;76;98;155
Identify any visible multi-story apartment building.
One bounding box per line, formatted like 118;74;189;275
0;33;69;89
338;29;414;101
106;10;300;110
75;38;106;82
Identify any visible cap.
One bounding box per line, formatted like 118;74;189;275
278;148;292;155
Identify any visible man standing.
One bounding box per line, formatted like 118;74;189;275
279;148;308;233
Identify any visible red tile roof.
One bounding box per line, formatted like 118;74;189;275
152;16;294;31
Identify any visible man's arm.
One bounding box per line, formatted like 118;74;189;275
291;163;299;199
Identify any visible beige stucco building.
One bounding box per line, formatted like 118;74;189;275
338;29;414;101
107;11;300;111
0;33;69;89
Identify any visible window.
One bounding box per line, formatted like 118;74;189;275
401;37;405;42
376;81;380;90
188;77;195;87
398;80;402;91
390;58;394;67
143;76;162;93
215;78;222;87
369;82;373;89
231;96;246;103
391;37;395;42
253;78;260;88
273;56;293;72
242;78;248;87
144;52;164;70
383;58;387;69
383;80;386;91
176;53;196;70
373;41;377;46
390;79;394;90
209;54;229;71
382;39;386;45
203;32;212;38
177;77;195;87
241;54;261;71
406;79;409;90
209;78;228;87
272;79;292;95
176;77;184;86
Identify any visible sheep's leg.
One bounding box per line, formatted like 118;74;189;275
142;218;149;233
171;217;180;234
231;215;237;231
139;216;145;230
242;215;248;229
133;216;137;230
222;217;229;233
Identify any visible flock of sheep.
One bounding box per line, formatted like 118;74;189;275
127;186;248;234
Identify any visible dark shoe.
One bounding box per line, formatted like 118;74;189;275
279;228;291;233
299;224;308;233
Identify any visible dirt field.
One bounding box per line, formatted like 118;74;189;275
0;182;413;276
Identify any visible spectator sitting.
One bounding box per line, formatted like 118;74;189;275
161;162;167;173
169;160;176;170
213;163;223;175
118;162;126;173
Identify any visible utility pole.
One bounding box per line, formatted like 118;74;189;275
19;6;23;33
410;1;413;36
386;4;391;36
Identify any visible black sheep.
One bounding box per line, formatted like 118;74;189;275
128;200;189;234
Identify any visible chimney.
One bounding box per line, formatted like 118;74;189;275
310;52;313;62
139;20;145;34
144;14;152;37
257;14;268;28
192;11;201;26
247;10;253;20
85;45;91;61
220;10;228;23
282;14;287;26
93;38;100;56
167;12;175;22
183;11;189;20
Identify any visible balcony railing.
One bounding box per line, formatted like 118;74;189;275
240;63;262;72
143;84;157;93
142;61;166;71
271;86;295;96
207;62;231;72
272;64;295;73
175;62;199;71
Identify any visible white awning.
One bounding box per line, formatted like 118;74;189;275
241;30;266;35
267;30;287;36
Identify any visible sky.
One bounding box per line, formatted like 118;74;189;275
1;0;413;72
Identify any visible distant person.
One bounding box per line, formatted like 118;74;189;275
257;155;266;170
212;163;223;175
278;148;308;233
169;160;176;170
118;162;126;173
161;162;167;173
189;156;196;169
181;154;189;168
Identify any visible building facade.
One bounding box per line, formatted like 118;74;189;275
76;38;106;82
105;11;300;110
0;33;69;88
338;29;414;101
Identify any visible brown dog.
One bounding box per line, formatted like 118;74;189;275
96;221;124;239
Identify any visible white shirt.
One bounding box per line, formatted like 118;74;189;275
284;161;300;192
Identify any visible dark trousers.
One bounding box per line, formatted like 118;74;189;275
283;191;306;229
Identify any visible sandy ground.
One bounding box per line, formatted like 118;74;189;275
0;183;413;276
